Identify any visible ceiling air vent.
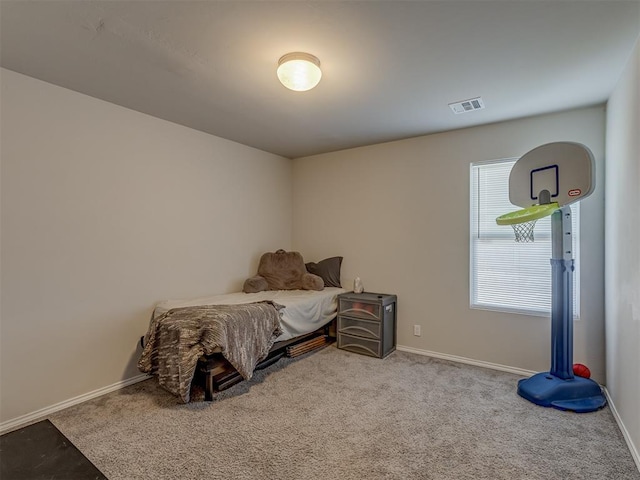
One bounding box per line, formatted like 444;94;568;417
449;97;485;114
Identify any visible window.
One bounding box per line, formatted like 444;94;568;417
470;159;580;318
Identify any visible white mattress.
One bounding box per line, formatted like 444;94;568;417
153;287;347;342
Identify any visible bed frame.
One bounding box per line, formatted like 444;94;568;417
195;321;335;400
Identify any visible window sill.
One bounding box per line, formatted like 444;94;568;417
470;303;580;320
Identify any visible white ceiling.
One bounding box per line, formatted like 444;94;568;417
2;1;639;159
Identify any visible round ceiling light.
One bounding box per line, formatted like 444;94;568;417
277;52;322;92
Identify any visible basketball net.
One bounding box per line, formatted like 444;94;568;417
511;220;537;243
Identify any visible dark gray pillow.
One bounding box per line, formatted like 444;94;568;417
305;256;343;288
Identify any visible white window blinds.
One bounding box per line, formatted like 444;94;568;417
470;159;579;317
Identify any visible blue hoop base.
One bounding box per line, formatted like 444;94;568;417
517;372;607;413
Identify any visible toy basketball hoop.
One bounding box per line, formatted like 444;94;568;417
495;141;606;413
496;202;560;242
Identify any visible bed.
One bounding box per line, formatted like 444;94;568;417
139;287;346;402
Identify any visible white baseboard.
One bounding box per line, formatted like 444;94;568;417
603;387;640;473
0;374;150;435
396;344;537;377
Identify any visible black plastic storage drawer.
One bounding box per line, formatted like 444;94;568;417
337;316;381;339
337;333;382;358
337;292;397;359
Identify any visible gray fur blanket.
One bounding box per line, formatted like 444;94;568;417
138;301;283;402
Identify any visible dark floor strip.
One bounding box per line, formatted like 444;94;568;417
1;419;107;480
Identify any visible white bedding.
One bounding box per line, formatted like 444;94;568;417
153;287;347;342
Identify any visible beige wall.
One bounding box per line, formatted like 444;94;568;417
293;106;605;380
0;69;292;424
605;38;640;466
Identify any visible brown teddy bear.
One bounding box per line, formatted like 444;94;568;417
243;249;324;293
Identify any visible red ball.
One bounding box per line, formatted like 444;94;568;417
573;363;591;379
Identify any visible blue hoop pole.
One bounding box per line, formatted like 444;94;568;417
549;208;574;379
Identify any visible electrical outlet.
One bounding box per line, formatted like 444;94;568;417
413;325;421;336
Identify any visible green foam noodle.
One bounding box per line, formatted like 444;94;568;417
496;202;559;225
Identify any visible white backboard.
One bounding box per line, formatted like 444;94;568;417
509;142;595;208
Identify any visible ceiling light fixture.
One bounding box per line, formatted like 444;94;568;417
277;52;322;92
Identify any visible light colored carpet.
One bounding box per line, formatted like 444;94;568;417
50;346;639;480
